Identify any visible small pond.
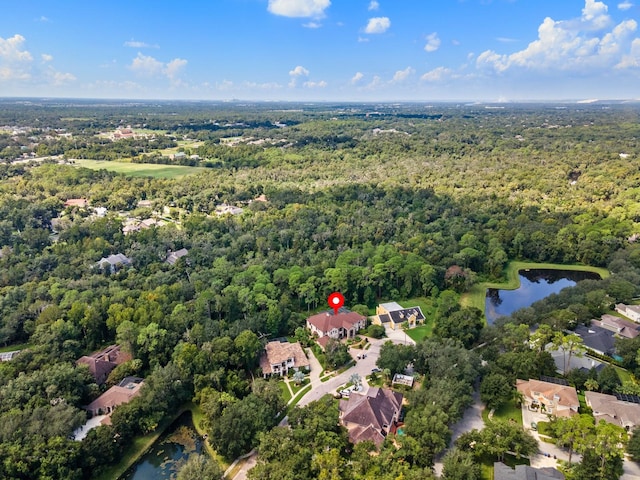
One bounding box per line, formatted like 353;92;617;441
123;411;203;480
485;269;601;324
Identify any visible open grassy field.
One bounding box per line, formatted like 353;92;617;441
72;159;208;179
461;261;610;314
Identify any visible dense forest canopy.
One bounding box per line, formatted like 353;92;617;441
0;99;639;479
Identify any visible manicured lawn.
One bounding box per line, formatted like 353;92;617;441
406;324;432;343
72;159;208;179
279;381;292;403
400;297;435;341
482;401;522;425
0;342;30;353
616;366;633;384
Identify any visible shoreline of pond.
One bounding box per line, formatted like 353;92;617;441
462;261;609;320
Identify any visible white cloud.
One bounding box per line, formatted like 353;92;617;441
124;40;159;49
618;1;634;10
288;65;310;86
421;66;453;82
496;37;518;43
48;68;76;86
351;71;364;84
617;37;640;67
365;17;390;34
289;65;309;77
368;1;379;11
392;66;415;82
129;53;187;84
36;16;50;23
476;0;640;73
268;0;330;18
303;80;327;88
41;53;53;62
0;34;33;63
358;36;370;43
424;32;441;52
130;53;164;76
303;22;322;28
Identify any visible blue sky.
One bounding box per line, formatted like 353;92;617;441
1;0;639;101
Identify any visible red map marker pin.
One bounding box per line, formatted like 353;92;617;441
328;292;345;315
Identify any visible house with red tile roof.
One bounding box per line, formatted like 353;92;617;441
516;379;579;417
85;377;144;424
306;310;366;341
76;344;131;385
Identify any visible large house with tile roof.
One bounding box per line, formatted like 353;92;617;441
339;387;403;447
516;379;579;417
585;391;640;431
260;340;310;377
85;377;144;424
76;344;131;385
306;310;367;341
593;314;640;339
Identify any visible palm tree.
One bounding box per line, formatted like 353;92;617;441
293;370;306;386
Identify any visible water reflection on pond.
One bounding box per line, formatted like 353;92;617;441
123;411;202;480
485;269;600;325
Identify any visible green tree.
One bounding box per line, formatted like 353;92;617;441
177;454;224;480
480;372;513;411
376;341;414;375
441;448;480;480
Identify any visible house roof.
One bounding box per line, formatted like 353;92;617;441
516;379;579;412
379;302;404;312
388;307;424;324
166;248;188;265
585;391;640;429
494;462;565;480
64;198;88;208
377;313;391;324
307;310;366;334
85;377;143;413
259;341;309;372
617;303;640;315
574;324;616;355
592;315;640;339
76;344;131;384
549;348;605;375
97;253;131;268
340;387;403;446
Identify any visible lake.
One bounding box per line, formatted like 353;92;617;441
123;411;203;480
485;269;601;324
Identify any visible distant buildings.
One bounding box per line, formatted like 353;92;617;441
165;248;188;266
215;204;244;216
95;253;132;273
64;198;88;208
592;314;640;340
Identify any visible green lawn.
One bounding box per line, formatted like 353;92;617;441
0;342;30;353
72;159;208;179
406;325;432;343
279;381;292;403
482;401;522;425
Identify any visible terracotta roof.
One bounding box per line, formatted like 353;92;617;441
64;198;88;208
76;344;131;385
516;379;579;412
307;311;366;334
85;377;143;415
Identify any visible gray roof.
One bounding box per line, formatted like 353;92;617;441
97;253;131;267
549;348;605;375
494;463;564;480
574;324;616;356
166;248;188;265
380;302;404;312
